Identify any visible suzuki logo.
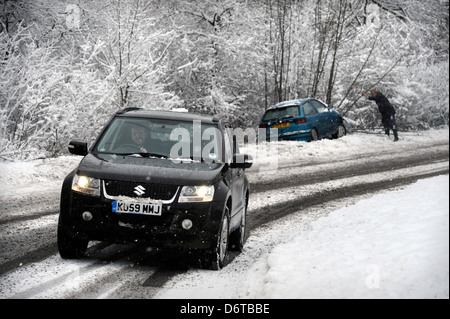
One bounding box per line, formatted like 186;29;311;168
134;185;146;196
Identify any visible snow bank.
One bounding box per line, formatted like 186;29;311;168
157;175;449;299
256;176;449;299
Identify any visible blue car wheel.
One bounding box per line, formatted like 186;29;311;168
310;129;318;141
332;124;346;139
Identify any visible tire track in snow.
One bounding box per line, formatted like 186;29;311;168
247;168;449;232
248;148;449;193
1;243;147;298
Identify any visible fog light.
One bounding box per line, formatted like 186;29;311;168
181;219;193;230
82;211;93;221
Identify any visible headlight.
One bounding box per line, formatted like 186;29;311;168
178;185;214;202
72;174;100;196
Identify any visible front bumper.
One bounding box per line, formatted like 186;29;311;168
61;192;225;249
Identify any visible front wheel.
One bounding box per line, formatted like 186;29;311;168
332;123;346;139
199;208;230;270
57;218;88;259
229;203;247;252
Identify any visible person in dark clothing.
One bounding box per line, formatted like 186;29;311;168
363;90;399;141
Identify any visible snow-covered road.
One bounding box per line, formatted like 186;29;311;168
0;129;448;301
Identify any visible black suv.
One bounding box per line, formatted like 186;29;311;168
58;108;252;270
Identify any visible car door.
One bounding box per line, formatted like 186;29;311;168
302;101;320;132
310;99;335;137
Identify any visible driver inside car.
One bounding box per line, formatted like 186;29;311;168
130;125;149;153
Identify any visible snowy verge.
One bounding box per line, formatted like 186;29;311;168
155;175;449;299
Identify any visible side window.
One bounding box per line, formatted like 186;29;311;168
311;100;328;113
302;102;317;116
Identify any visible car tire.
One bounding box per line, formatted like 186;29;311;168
199;206;230;270
229;200;247;252
332;123;346;139
310;129;318;141
57;218;88;259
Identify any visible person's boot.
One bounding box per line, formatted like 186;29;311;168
384;129;390;136
393;129;399;142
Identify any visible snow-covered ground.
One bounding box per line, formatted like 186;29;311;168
158;129;449;299
0;128;449;299
156;174;449;299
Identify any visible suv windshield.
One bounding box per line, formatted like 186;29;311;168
262;105;300;121
95;117;222;162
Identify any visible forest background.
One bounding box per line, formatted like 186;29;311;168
0;0;448;159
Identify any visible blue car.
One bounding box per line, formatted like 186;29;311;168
259;98;350;142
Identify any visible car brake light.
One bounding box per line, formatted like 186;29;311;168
294;118;307;124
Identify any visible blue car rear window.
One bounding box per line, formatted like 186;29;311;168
263;105;299;121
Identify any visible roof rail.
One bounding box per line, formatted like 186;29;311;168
116;107;142;114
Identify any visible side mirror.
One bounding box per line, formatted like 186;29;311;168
68;140;88;156
230;154;253;169
328;104;334;110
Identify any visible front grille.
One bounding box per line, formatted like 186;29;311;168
104;180;179;200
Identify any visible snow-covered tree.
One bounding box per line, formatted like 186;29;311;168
0;0;448;159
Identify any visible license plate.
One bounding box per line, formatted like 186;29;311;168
273;122;290;128
112;200;162;216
